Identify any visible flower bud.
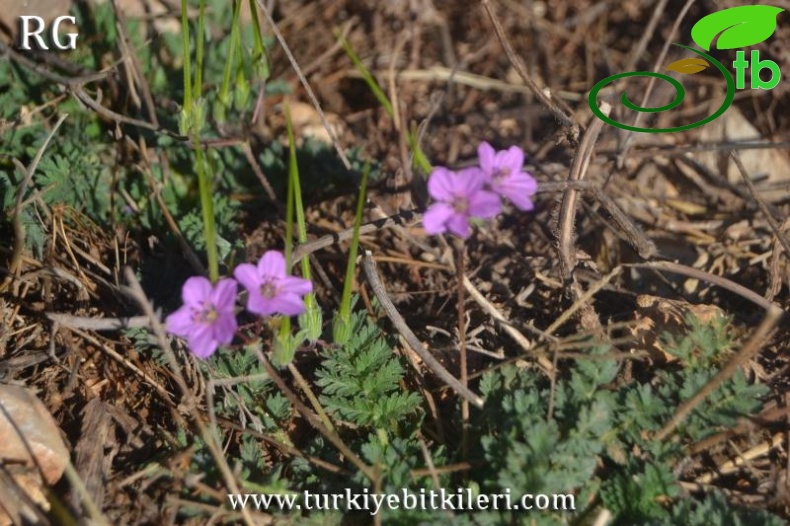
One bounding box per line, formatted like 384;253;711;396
234;73;250;112
273;327;306;367
178;107;192;136
191;98;207;133
298;295;323;342
332;314;352;346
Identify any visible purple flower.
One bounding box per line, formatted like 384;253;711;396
166;277;238;359
234;250;313;317
422;167;501;239
478;142;538;211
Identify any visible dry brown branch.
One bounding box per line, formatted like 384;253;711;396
731;151;790;260
292;210;419;263
479;0;579;141
624;261;784;312
45;312;152;331
362;251;485;408
255;0;351;170
557;103;610;281
462;275;554;374
694;432;785;485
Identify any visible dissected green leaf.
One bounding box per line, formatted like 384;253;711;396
316;310;420;429
691;5;784;51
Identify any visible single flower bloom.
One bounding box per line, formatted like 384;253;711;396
166;277;238;359
478;142;538;211
234;250;313;317
422;166;501;239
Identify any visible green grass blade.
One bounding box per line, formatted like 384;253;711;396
334;162;370;344
337;31;393;117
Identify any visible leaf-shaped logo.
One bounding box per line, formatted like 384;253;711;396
667;57;710;74
691;5;784;51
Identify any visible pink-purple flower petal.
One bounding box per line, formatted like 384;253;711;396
281;275;313;296
182;276;212;305
235;250;313;318
422;202;454;234
211;313;237;343
498;146;524;174
167;276;239;359
477;142;497;176
456;167;486;195
445;214;471;238
188;325;217;359
422;163;502;239
467;190;502;218
478;143;538;210
494;173;538;211
258;250;286;276
246;293;276;316
427;167;456;201
233;263;259;291
271;294;307;316
166;306;196;336
211;278;238;308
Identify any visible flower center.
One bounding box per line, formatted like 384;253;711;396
493;167;510;182
194;303;218;324
452;196;469;213
260;280;278;299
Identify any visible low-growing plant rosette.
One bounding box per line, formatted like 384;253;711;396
165;250;313;359
422;142;538;239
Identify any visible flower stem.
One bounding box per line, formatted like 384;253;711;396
285;104;322;341
194;143;219;282
285;103;310;279
288;362;335;433
217;0;242;118
276;112;297;357
456;237;469;464
181;0;217;281
180;0;192;112
193;0;206;102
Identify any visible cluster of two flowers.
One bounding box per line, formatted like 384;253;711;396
422;142;538;239
168;142;537;358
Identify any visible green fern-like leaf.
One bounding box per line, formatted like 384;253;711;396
315;310;420;429
661;490;785;526
600;461;678;524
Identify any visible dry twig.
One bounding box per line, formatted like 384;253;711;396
362;252;484;408
479;0;579;140
731;151;790;260
122;268;255;526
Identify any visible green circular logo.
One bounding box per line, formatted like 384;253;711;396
588;45;736;133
